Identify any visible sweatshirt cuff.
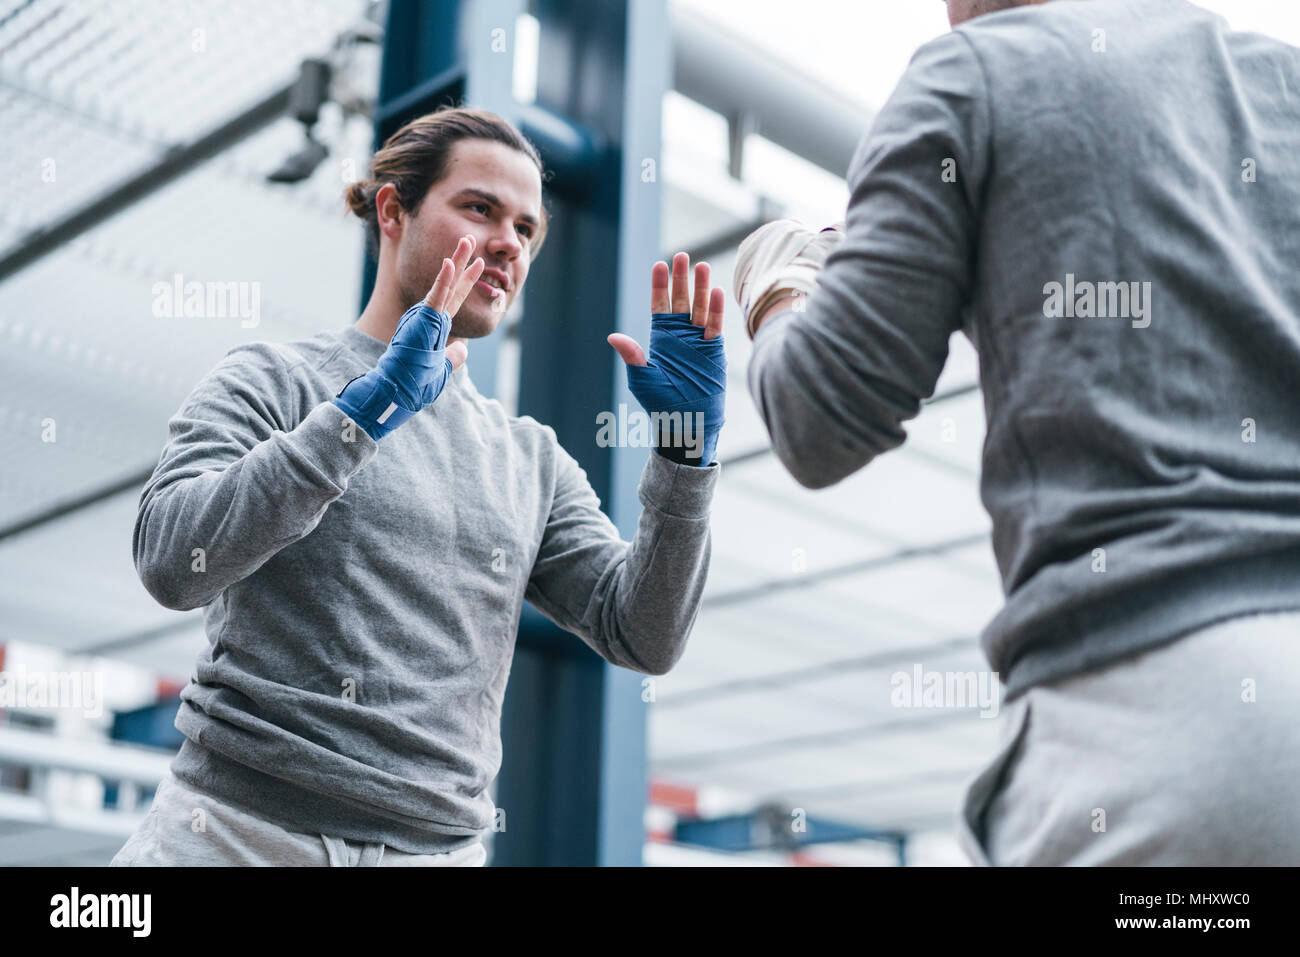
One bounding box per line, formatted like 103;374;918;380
290;401;380;483
637;445;718;519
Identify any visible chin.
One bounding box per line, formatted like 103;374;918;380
450;306;505;340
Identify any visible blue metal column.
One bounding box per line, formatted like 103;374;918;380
496;0;669;865
360;0;463;313
367;0;667;865
362;0;526;397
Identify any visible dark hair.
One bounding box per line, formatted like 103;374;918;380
344;106;549;259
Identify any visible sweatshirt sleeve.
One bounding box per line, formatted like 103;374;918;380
524;440;718;676
133;343;378;611
747;30;990;490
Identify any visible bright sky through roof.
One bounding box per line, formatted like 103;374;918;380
672;0;1300;112
664;0;1300;226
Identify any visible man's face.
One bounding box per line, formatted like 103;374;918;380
394;138;543;339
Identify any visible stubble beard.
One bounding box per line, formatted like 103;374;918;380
401;267;507;340
449;295;505;339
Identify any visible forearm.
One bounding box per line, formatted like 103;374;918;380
597;452;716;673
527;450;717;675
748;304;912;490
134;401;377;610
739;32;985;491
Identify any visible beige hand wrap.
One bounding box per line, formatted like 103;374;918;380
733;219;845;338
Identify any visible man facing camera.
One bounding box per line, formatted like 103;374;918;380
112;106;726;866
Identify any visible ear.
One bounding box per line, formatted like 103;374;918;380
375;183;404;242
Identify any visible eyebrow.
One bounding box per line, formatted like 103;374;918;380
453;187;540;228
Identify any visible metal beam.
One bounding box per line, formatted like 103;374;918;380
497;0;669;869
656;707;979;772
666;210;768;265
0;82;293;284
671;9;874;180
657;634;977;708
0;466;152;544
79;615;203;657
761;764;977;805
518;103;607;201
0;724;173;786
703;529;991;609
717;381;983;469
371;63;467;136
1;2;875;287
674;808;904;853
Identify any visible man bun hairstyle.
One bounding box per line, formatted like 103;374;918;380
344;106;549;259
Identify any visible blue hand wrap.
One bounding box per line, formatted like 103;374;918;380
624;312;727;466
333;302;454;441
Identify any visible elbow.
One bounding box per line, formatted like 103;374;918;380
645;641;688;676
160;589;207;614
750;371;863;491
639;654;681;678
782;453;844;490
622;633;685;676
645;600;706;675
134;535;205;613
608;539;709;675
133;497;208;612
770;433;870;491
158;593;202;613
138;566;205;612
614;618;693;677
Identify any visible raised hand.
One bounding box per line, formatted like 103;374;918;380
607;251;727;466
609;252;726;366
332;235;484;441
426;235;486;316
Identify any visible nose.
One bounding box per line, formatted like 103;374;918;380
484;220;524;263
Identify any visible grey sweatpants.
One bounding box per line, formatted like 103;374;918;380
957;610;1300;866
108;774;486;867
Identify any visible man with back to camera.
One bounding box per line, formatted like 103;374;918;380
110;106;728;866
733;0;1300;864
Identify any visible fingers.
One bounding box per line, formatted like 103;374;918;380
424;236;477;313
655;253;724;338
450;234;474;272
704;286;725;340
425;257;454;312
451;257;486;312
671;251;689;313
607;333;648;367
445;339;469;371
650;261;670;313
691;262;710;327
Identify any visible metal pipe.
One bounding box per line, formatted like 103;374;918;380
0;82;293;284
703;529;991;609
0;725;173;785
671;9;874;179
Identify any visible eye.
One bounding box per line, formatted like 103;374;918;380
516;223;534;238
467;202;489;215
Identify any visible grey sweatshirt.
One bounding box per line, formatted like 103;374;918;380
749;0;1300;700
135;323;717;852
